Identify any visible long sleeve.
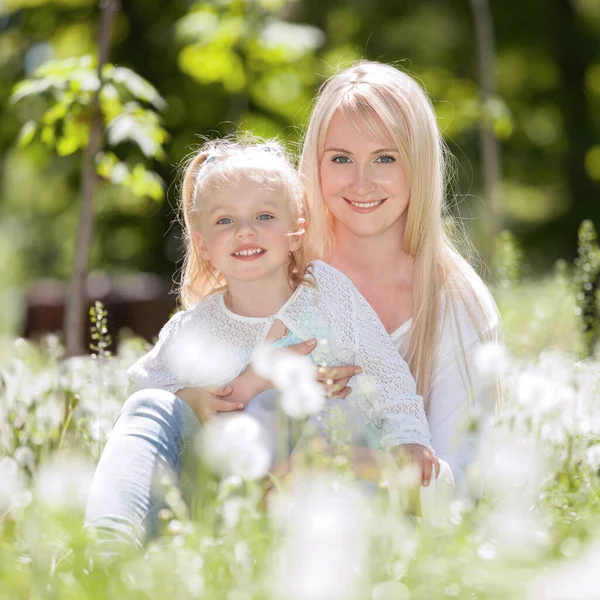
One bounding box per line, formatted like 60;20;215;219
348;286;432;451
127;303;249;396
127;311;192;396
298;262;431;451
427;319;498;495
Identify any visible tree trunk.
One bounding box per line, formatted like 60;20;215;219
64;0;120;356
469;0;502;260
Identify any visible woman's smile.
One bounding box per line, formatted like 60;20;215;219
344;198;387;212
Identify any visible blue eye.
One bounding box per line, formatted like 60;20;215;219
216;217;233;225
332;155;352;164
257;214;274;221
376;155;396;164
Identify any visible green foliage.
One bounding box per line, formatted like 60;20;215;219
11;55;168;201
176;1;324;127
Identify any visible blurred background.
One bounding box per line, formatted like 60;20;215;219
0;0;599;348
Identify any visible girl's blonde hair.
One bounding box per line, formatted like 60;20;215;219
300;60;499;410
178;138;320;308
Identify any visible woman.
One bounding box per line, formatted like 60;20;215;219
84;60;498;552
297;60;499;493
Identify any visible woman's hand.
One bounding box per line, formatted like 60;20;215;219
393;444;440;487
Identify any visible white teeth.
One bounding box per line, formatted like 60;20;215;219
349;200;384;208
234;248;264;256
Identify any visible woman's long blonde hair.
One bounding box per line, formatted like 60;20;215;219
300;60;498;410
178;138;321;308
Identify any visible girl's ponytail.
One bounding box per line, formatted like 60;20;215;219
178;151;225;308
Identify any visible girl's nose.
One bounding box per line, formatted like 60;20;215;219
235;220;257;238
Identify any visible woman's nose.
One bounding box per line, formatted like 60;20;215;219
350;165;375;196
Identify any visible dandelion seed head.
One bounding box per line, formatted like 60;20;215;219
34;455;95;512
202;414;271;480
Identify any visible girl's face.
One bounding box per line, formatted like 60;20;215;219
319;110;410;240
195;180;302;285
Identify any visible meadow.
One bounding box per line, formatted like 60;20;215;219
1;238;599;600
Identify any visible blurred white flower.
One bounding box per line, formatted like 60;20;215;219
474;341;510;381
253;347;324;419
269;475;370;600
165;328;244;388
34;455;95;512
354;374;378;400
14;446;36;473
202;413;271;480
34;399;64;432
479;506;548;560
371;581;410;600
531;541;600;599
473;432;547;505
0;456;26;514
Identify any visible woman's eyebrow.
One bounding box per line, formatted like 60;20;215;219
324;147;398;154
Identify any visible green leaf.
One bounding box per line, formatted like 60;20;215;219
42;102;68;125
11;77;60;103
107;66;166;111
17;121;37;147
40;125;56;147
106;105;168;159
175;10;220;44
128;164;164;200
56;116;89;156
178;43;247;93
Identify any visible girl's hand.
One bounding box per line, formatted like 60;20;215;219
176;385;242;423
285;339;361;399
393;444;440;487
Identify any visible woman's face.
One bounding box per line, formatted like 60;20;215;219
319;110;410;240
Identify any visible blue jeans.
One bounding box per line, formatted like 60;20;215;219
83;389;349;552
84;389;202;556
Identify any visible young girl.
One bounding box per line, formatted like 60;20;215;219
127;138;435;467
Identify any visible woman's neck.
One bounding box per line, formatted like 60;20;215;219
225;269;294;318
329;220;414;284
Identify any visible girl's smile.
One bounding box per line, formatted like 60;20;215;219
231;244;267;259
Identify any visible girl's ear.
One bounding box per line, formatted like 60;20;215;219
289;217;305;252
193;230;210;260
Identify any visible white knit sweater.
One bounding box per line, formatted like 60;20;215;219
128;260;432;450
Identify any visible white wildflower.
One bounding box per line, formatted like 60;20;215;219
269;475;370;600
202;413;271;480
14;446;36;473
371;581;410;600
0;456;26;514
34;455;95;512
531;541;600;599
474;341;510;381
253;347;324;418
166;328;244;388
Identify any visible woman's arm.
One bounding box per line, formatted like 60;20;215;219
427;330;498;495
